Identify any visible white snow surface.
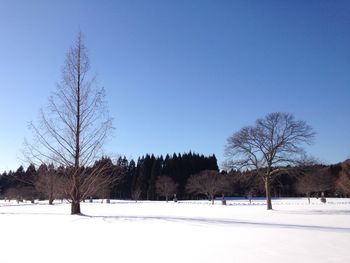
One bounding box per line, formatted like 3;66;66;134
0;198;349;263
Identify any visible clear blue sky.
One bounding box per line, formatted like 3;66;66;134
0;0;349;172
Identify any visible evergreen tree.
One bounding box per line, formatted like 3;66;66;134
147;157;162;200
125;159;136;199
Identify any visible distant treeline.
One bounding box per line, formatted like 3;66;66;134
228;163;344;198
0;152;348;202
0;152;219;201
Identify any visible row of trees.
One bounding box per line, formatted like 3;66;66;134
0;152;219;202
227;162;347;199
0;160;121;204
1;157;349;204
127;153;218;200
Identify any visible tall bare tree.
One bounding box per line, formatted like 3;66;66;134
224;112;315;210
24;33;113;214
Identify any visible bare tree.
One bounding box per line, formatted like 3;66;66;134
295;173;314;204
24;33;113;214
155;176;177;202
336;160;350;196
295;169;333;204
131;185;142;202
224;112;315;210
186;170;225;204
4;187;22;202
3;185;36;203
35;164;62;204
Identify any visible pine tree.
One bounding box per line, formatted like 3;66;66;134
148;157;161;200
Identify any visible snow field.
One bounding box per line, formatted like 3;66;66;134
0;198;349;263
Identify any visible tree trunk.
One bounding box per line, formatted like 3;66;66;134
71;200;81;214
71;188;81;214
264;178;273;210
49;195;54;205
49;174;54;205
71;170;81;214
71;38;82;216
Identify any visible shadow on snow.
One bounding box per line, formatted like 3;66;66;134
80;214;350;233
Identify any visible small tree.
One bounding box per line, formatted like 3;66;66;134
155;176;177;202
295;166;334;203
35;164;61;204
186;170;226;204
131;185;142;202
295;173;315;204
224;112;315;210
4;187;22;202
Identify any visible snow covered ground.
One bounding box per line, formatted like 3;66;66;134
0;198;349;263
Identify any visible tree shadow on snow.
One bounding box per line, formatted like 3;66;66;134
82;214;350;233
